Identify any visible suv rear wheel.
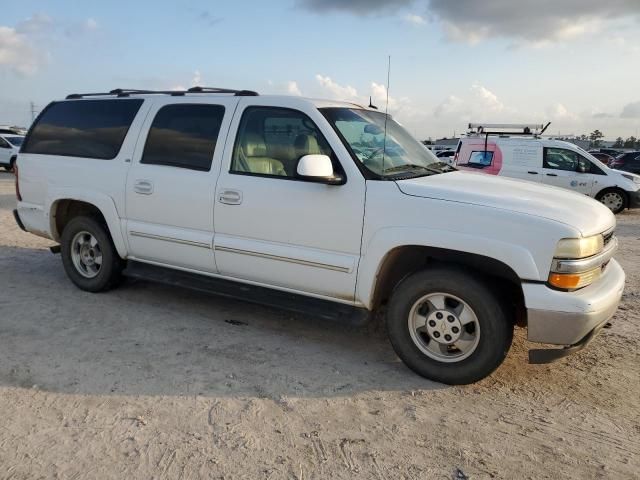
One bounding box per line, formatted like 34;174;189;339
386;267;513;384
60;216;124;292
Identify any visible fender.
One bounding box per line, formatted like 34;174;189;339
46;188;128;258
356;226;542;309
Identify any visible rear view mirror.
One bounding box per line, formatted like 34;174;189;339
364;124;384;135
296;154;345;185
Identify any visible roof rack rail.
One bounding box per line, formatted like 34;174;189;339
66;86;259;100
467;122;552;154
467;122;551;136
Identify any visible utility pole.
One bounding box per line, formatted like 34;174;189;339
30;101;37;123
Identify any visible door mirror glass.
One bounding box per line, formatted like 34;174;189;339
296;154;344;185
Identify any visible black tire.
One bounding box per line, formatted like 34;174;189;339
60;216;124;292
4;157;16;172
386;267;513;385
596;188;627;214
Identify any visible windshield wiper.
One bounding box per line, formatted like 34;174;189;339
427;161;457;172
383;164;433;174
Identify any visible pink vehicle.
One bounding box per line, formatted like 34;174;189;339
453;123;640;214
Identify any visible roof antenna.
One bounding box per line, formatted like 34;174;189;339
381;55;391;174
368;96;378;110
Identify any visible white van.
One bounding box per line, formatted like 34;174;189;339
454;127;640;214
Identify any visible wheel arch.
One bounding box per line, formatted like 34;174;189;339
48;193;127;258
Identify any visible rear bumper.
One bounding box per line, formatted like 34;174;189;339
523;259;625;361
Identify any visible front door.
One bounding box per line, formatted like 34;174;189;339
213;100;366;300
124;97;238;272
541;147;594;195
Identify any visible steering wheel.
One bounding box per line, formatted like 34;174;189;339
364;147;384;162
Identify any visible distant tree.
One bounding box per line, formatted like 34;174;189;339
624;136;638;149
589;130;604;147
613;137;624;148
579;134;588;141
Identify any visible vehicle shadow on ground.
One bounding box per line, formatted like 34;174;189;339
0;245;449;398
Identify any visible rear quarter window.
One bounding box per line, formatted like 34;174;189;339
22;99;143;160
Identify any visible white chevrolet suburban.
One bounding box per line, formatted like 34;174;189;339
13;87;625;384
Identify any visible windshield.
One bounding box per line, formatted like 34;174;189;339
322;108;444;177
6;136;24;147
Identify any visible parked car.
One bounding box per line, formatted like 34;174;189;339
0;134;24;171
436;149;456;164
13;88;624;384
610;151;640;174
589;152;615;166
599;148;623;157
454;136;640;214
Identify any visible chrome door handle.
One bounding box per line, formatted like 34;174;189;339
218;189;242;205
134;179;154;195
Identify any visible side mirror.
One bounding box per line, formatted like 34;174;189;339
296;154;345;185
577;162;589;173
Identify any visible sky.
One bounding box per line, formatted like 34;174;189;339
1;0;640;140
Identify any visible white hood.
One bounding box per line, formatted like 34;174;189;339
396;171;615;237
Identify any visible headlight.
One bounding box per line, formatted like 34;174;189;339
554;235;603;259
621;173;640;185
549;267;602;290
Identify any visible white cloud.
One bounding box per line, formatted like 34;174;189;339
429;0;640;45
434;95;464;117
191;70;202;87
621;101;640;118
471;83;504;112
315;74;358;99
404;14;425;26
546;103;578;120
287;80;302;96
85;18;98;31
16;13;53;35
432;84;513;125
0;25;41;75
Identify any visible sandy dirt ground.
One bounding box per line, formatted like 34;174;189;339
0;170;638;479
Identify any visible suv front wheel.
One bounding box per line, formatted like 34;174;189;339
60;216;124;292
386;267;513;384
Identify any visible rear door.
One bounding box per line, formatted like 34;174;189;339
124;97;238;272
500;141;543;182
541;147;594;195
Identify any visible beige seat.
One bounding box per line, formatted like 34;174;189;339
294;134;322;159
238;133;287;176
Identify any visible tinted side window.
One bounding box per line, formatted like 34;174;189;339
141;104;225;171
231;107;336;178
0;138;9;148
543;148;579;172
22;99;143;159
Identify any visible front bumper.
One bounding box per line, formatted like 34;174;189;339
523;259;625;362
627;189;640;209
